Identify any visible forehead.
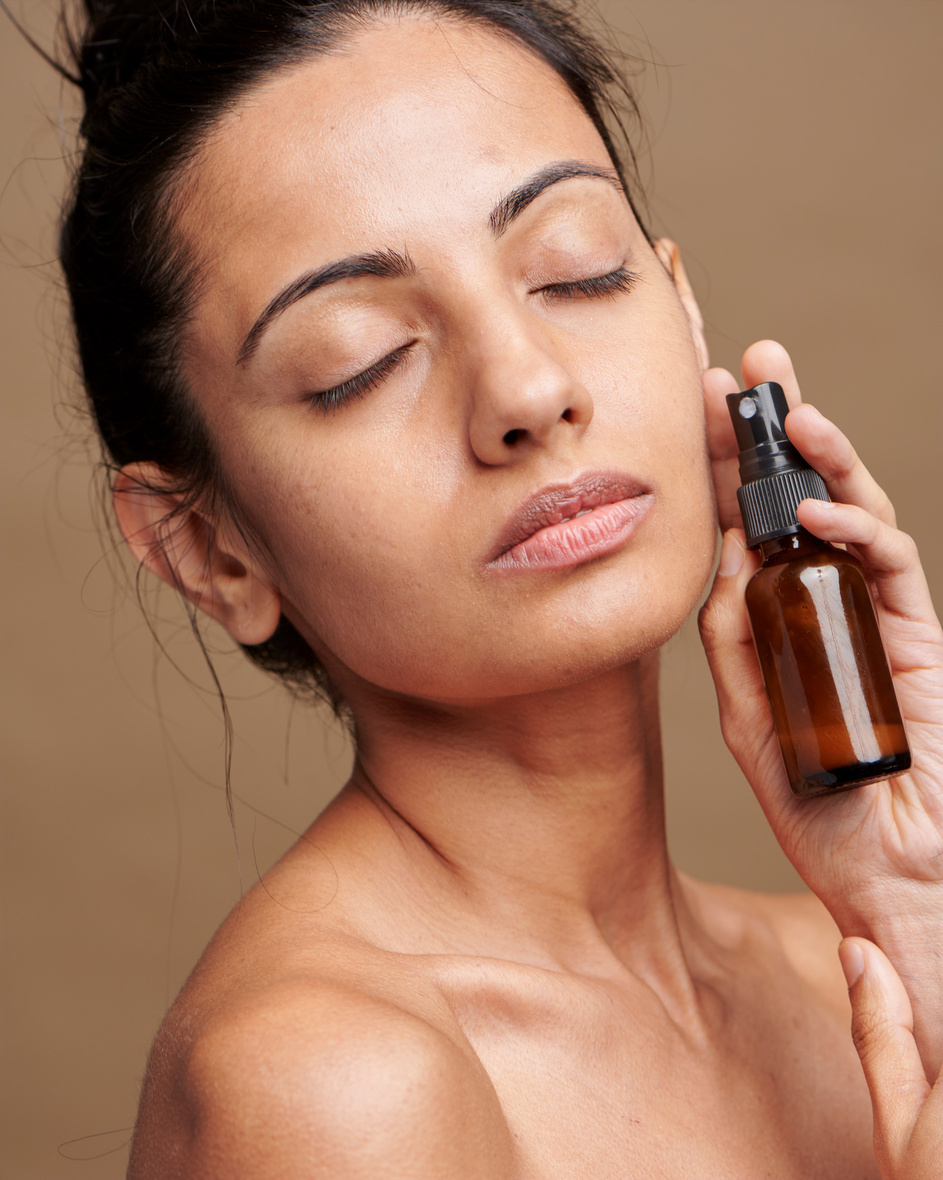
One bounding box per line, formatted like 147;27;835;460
181;17;613;305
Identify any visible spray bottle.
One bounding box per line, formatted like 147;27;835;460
726;382;910;798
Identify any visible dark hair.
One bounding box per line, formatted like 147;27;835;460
55;0;648;707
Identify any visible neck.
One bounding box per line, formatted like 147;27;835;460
339;653;694;984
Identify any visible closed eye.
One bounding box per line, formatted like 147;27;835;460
306;341;415;413
305;267;634;411
536;266;639;301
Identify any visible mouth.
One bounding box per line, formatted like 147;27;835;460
487;471;653;572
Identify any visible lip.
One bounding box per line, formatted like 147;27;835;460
487;471;653;572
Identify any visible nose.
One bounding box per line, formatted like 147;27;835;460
465;317;594;466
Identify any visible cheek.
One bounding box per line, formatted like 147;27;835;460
653;402;718;604
220;283;718;701
595;295;716;554
603;302;718;622
270;479;717;704
243;444;473;692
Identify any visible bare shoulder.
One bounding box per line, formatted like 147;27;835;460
129;968;515;1179
682;874;849;1015
748;887;849;1010
126;789;514;1177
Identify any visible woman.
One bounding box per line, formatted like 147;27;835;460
40;0;943;1175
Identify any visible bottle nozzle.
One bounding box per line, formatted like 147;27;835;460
725;382;829;547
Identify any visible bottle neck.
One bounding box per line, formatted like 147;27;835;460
757;526;832;564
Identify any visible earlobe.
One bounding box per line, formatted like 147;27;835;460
112;462;282;646
653;238;709;371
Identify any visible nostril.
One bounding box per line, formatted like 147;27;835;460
560;408;574;423
503;428;524;446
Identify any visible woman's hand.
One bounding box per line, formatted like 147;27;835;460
698;340;943;1074
840;937;942;1179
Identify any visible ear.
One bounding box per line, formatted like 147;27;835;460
653;238;709;370
113;462;282;646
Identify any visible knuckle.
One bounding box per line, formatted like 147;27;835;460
697;598;723;648
850;1008;892;1060
832;450;859;484
895;530;918;565
876;489;897;526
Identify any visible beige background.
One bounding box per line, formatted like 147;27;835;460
2;1;941;1176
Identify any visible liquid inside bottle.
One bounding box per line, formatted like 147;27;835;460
745;529;910;798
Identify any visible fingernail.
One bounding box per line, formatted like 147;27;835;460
717;530;745;578
839;940;864;988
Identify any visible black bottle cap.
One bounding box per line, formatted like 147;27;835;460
726;382;829;547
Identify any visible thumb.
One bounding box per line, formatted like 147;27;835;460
697;529;772;776
839;938;937;1177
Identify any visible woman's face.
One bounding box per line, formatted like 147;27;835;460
178;16;716;703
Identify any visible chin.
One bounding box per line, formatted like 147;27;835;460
297;523;717;705
360;598;697;704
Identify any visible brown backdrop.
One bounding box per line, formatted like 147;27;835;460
2;2;941;1176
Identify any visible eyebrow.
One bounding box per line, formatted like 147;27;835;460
236;160;625;366
237;248;415;366
488;160;625;237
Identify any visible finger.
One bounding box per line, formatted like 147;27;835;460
839;938;931;1173
703;365;742;460
703;340;803;463
786;403;897;528
703;341;803;535
796;499;936;624
702;367;745;532
697;529;789;803
739;339;802;408
697;530;758;706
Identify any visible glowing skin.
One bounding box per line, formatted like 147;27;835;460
176;18;717;705
115;15;943;1180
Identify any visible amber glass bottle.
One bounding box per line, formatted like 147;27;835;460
727;384;910;799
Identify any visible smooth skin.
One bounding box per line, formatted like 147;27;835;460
113;16;943;1179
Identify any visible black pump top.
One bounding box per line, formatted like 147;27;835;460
726;382;829;547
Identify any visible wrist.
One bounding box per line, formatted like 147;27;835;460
833;875;943;943
834;879;943;1077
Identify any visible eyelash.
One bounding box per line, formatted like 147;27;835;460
307;267;637;411
307;342;414;413
537;266;639;300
